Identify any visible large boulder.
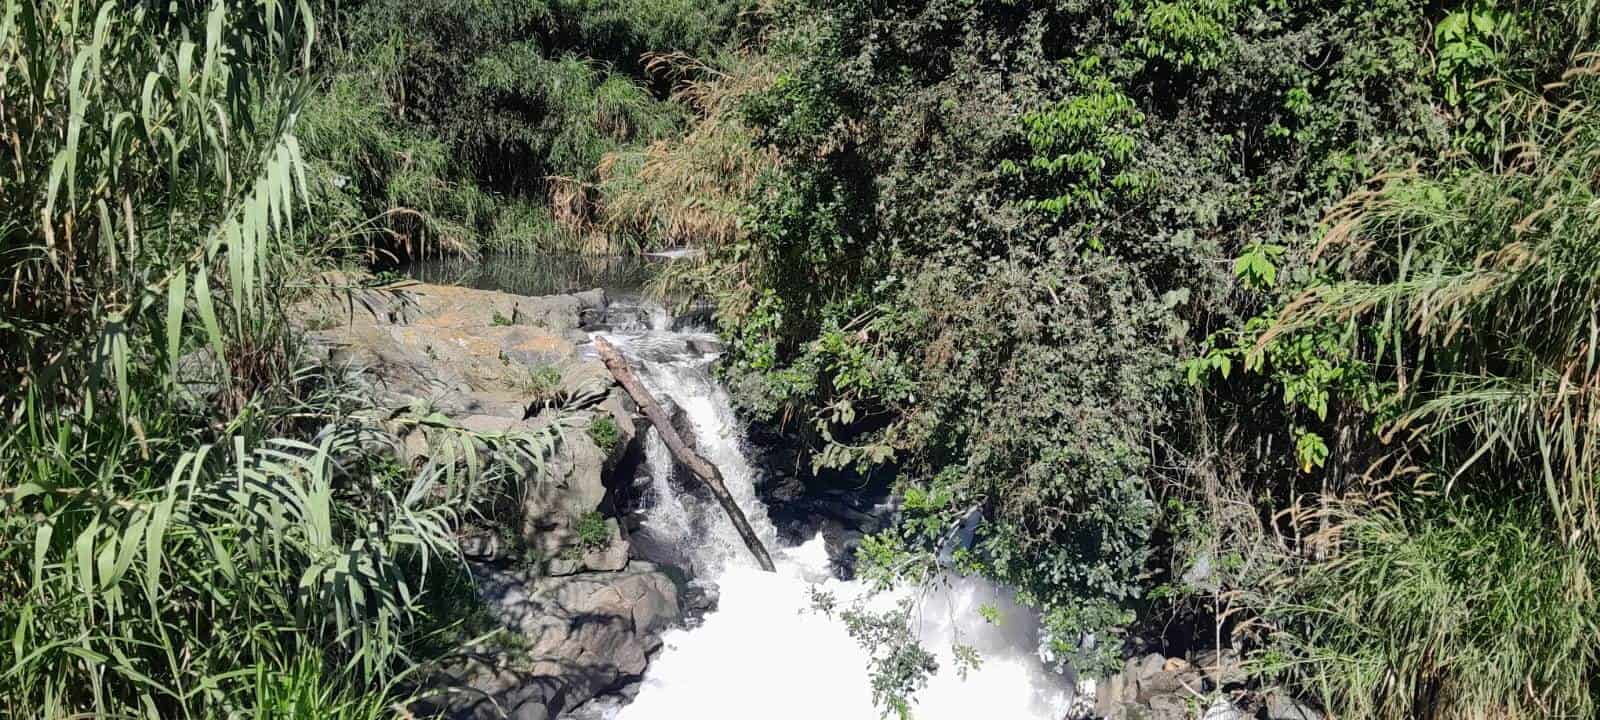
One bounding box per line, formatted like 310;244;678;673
1193;647;1246;688
423;562;683;720
1091;653;1213;720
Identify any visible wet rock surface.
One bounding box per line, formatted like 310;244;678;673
749;422;896;579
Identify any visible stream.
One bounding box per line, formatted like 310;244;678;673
407;255;1081;719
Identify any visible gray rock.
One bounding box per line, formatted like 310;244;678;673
681;581;719;620
523;417;625;576
301;281;643;577
509;700;551;720
459;529;508;562
1135;669;1198;702
430;561;683;720
1193;647;1246;688
1201;698;1246;720
1264;690;1323;720
301;281;681;719
686;337;725;355
1145;695;1190;720
1094;672;1127;718
577;519;629;573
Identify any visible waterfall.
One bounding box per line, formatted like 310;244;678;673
590;313;1077;720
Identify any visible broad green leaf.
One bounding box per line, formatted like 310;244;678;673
74;519;99;595
32;523;53;590
166;270;187;384
193;268;226;368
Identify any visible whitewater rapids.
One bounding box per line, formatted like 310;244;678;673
589;310;1077;720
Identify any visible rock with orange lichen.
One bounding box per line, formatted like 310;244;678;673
301;281;639;576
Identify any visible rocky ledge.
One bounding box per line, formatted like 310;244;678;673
300;280;683;718
1088;650;1322;720
414;562;684;720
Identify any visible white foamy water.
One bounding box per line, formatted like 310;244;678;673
590;317;1076;720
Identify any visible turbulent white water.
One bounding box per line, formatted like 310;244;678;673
592;313;1077;720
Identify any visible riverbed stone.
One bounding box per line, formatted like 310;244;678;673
304;279;708;719
1093;652;1226;720
1136;669;1199;702
1145;694;1190;720
1136;653;1167;680
1193;647;1246;688
1201;698;1247;720
1094;673;1126;717
484;561;682;685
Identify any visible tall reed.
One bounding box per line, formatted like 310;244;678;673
0;1;564;715
1257;56;1600;719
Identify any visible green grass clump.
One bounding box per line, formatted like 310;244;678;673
576;511;612;551
588;414;622;455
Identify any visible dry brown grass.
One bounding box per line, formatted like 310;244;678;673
596;52;780;252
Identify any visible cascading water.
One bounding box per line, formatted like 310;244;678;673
589;301;1078;720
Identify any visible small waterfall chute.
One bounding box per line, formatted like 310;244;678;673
594;336;776;571
589;308;1075;720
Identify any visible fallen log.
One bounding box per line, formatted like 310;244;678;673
593;336;776;572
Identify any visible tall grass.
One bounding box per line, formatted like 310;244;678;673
1262;499;1597;720
2;408;560;716
302;0;744;258
595;52;778;302
597;52;776;249
0;0;565;715
1264;56;1600;539
1254;56;1600;718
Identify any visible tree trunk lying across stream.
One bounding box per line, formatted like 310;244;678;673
593;336;777;572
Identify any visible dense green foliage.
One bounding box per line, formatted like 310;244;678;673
0;0;558;715
682;0;1443;676
11;0;1600;716
299;0;754;257
1231;14;1600;714
638;0;1600;716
